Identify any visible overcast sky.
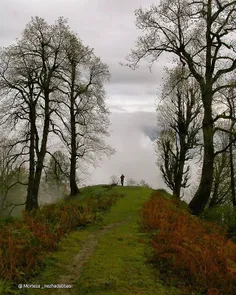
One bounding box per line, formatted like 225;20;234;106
0;0;171;190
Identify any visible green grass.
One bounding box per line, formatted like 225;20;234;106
21;185;185;295
156;188;173;199
79;184;117;196
1;184;206;295
25;229;92;295
75;186;180;295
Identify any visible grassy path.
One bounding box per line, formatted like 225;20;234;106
26;186;181;295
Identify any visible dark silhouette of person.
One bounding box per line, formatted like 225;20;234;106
120;174;125;186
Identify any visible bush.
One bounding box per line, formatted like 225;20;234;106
110;175;119;185
0;216;18;229
201;206;236;242
0;193;121;283
141;192;236;295
139;179;151;188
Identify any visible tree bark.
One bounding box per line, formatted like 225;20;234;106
229;135;236;206
189;92;214;215
70;156;79;196
26;95;50;210
188;2;215;215
173;141;186;199
69;64;80;197
26;139;38;210
26;105;39;211
70;108;80;196
208;182;219;208
227;92;236;207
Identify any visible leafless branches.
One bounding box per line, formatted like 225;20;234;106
0;16;115;208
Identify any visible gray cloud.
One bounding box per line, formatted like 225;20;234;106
108;64;165;86
0;0;167;108
0;0;173;191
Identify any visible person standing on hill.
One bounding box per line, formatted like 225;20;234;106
120;174;125;186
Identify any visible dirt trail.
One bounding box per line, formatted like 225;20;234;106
53;223;122;295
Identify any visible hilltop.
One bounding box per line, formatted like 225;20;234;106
25;185;178;295
1;185;235;295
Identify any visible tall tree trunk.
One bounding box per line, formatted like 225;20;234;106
189;95;214;215
173;144;185;199
229;135;236;206
69;65;80;197
26;127;38;211
189;4;215;216
31;155;45;208
173;176;182;199
208;182;219;208
26;106;38;211
70;109;79;196
70;155;79;196
228;92;236;207
26;96;50;210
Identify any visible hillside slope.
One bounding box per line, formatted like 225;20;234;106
25;185;181;295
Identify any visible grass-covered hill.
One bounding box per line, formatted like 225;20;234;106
0;185;235;295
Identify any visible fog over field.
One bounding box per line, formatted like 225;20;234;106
88;111;166;189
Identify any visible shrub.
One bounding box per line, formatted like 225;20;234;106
141;192;236;295
139;179;151;188
0;222;44;280
0;192;122;283
0;216;21;229
110;175;119;185
201;206;236;242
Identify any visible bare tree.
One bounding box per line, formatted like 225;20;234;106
209;129;231;207
53;32;115;196
156;66;202;198
126;0;236;215
126;178;137;186
110;175;119;185
139;179;150;188
0;16;115;209
212;88;236;207
0;17;115;208
0;17;69;210
226;89;236;207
